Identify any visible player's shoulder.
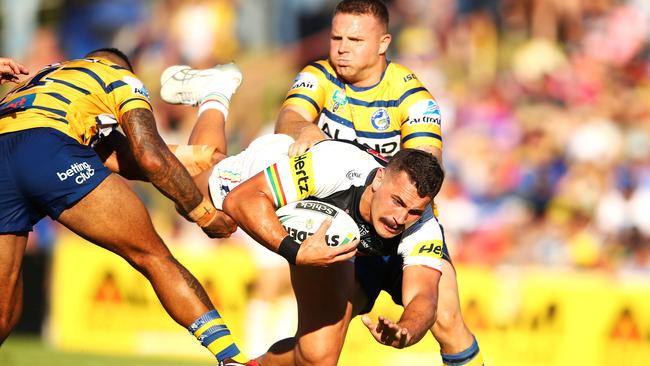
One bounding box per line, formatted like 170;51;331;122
309;140;385;173
386;62;425;89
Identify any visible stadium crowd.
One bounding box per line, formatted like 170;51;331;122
3;0;649;276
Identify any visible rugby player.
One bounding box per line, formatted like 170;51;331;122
131;61;444;365
0;49;257;366
275;1;484;365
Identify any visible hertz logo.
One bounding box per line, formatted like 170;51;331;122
290;152;314;199
410;240;444;258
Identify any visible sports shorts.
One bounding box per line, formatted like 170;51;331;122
0;128;111;232
355;237;452;314
208;134;294;209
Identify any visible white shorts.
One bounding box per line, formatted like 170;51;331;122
208;134;294;209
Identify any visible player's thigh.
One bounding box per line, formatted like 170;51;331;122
57;174;170;259
0;233;27;322
291;261;355;364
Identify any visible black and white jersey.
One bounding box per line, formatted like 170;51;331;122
208;134;444;273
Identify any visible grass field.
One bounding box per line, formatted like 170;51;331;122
0;334;214;366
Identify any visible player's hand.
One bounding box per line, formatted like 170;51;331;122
199;210;238;238
361;315;412;349
296;217;358;266
0;57;29;84
288;126;327;157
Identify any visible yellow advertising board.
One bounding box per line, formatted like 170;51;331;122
50;234;650;365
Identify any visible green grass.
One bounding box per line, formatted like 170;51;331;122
0;335;214;366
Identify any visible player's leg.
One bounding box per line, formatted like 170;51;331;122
56;173;250;363
432;259;483;366
258;261;356;366
0;233;27;345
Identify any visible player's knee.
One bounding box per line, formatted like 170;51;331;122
295;342;341;366
122;249;169;276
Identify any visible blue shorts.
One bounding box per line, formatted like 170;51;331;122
0;128;111;233
355;240;451;314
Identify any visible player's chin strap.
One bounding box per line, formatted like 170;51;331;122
187;196;219;228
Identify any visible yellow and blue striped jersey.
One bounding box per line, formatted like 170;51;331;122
282;59;442;157
0;57;152;145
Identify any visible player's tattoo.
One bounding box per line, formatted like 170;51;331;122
121;108;202;213
169;256;214;309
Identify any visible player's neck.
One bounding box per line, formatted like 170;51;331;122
349;59;387;88
359;187;373;224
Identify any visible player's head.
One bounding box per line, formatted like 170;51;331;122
330;0;391;86
369;149;444;238
85;48;134;72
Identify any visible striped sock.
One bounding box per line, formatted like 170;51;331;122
199;92;230;119
189;309;248;363
441;336;484;366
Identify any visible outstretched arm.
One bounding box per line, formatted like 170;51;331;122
0;57;28;84
119;108;236;238
275;104;326;157
362;265;440;348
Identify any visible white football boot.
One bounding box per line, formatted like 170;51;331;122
160;63;242;106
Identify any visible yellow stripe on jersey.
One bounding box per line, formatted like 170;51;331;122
290;151;315;200
410;240;445;259
0;57;152;145
282;60;442;157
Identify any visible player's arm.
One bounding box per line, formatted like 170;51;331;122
275;104;327;157
221;171;357;267
362;265;440;348
120;108;236;238
0;57;28;83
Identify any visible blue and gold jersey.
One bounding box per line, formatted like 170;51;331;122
0;57;152;145
282;59;442;157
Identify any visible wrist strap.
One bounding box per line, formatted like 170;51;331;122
278;235;300;265
187;197;216;225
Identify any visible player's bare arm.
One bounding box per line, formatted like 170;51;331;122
0;57;28;84
275;105;327;157
362;265;440;348
222;172;358;266
120;108;236;238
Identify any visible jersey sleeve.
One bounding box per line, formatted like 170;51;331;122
398;77;443;151
397;207;444;273
107;67;153;121
263;141;371;208
281;63;327;121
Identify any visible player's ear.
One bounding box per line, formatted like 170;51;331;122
378;33;391;55
371;168;385;192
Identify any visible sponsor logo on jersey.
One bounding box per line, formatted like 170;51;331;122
346;170;362;180
407;99;440;125
56;161;95;184
290;152;315;199
0;94;36;114
331;89;347;113
123;76;150;99
290;72;318;91
410;240;444;258
370;108;391;131
403;73;417;83
295;201;339;217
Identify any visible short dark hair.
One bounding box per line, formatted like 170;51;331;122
85;47;134;72
386;149;444;199
334;0;389;32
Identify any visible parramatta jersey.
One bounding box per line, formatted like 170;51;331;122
0;57;152;145
282;59;442;157
263;138;444;273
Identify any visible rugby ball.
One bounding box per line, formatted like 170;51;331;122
276;200;360;247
